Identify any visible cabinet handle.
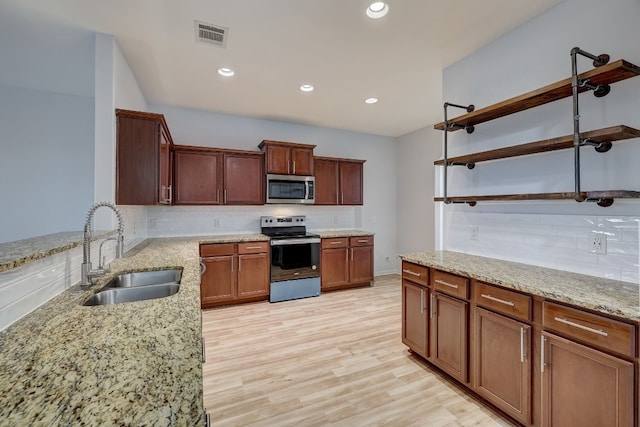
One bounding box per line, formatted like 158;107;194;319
341;192;344;204
231;258;234;273
202;336;206;363
238;257;242;271
435;279;458;289
420;289;425;314
204;412;211;427
430;294;435;319
345;249;348;265
357;239;369;243
167;185;172;203
540;335;546;373
480;293;515;307
330;241;342;245
351;248;354;262
402;269;421;277
199;258;207;276
293;160;296;174
224;189;227;204
553;317;608;336
244;246;262;250
520;327;526;363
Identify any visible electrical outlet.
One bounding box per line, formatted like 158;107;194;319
589;233;607;254
470;225;479;241
214;218;220;228
149;218;158;229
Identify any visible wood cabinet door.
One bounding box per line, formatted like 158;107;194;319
237;253;269;298
314;158;339;205
159;127;172;204
430;293;468;383
291;147;314;175
224;153;264;205
265;145;290;174
402;280;429;358
349;245;373;284
474;307;531;425
200;255;235;307
116;116;160;205
174;151;221;205
541;332;634;427
321;248;349;290
339;161;363;205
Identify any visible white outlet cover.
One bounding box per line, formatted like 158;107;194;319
589;233;607;254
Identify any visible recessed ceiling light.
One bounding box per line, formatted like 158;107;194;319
217;67;235;77
366;1;389;19
300;84;314;92
364;97;379;104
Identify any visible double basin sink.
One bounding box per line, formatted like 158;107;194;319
84;268;182;306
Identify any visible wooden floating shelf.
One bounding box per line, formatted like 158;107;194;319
434;60;640;132
435;190;640;205
434;125;640;166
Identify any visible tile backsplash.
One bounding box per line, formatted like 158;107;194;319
444;211;639;284
146;205;359;237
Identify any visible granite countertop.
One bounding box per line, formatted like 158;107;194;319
315;229;374;238
399;250;640;322
0;237;207;426
0;231;113;273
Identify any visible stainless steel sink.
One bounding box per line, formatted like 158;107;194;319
105;268;182;288
83;283;180;306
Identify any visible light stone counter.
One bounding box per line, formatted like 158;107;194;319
0;237;209;426
315;229;374;239
399;250;640;321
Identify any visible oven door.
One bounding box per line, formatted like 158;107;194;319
270;238;320;282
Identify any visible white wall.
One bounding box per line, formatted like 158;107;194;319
147;104;398;275
395;126;442;254
440;0;640;283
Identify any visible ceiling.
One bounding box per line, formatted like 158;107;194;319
0;0;563;137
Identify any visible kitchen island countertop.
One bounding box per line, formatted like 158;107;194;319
0;237;206;426
399;250;640;321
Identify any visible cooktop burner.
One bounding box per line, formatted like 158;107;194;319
260;215;315;239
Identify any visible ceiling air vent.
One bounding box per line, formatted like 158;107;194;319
195;21;228;47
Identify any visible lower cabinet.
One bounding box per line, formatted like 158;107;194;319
200;241;269;308
430;292;468;383
321;236;373;291
474;307;531;425
400;261;638;427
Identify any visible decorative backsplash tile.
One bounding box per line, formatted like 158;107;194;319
443;211;639;284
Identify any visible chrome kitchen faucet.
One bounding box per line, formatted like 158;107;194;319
80;202;124;288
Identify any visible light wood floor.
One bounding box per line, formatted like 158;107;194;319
202;275;515;427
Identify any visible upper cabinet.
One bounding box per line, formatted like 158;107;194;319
259;140;315;176
173;146;264;206
314;156;365;205
116;109;173;205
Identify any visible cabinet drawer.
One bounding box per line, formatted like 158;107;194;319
543;301;636;358
474;281;531;322
200;243;236;257
349;236;373;247
432;270;469;300
401;261;428;287
238;241;269;254
321;237;348;249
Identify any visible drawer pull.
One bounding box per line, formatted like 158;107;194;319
330;241;342;245
357;239;369;243
435;279;458;289
244;246;262;250
554;317;608;337
402;269;421;277
481;294;515;307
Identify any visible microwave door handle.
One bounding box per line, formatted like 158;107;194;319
305;181;309;200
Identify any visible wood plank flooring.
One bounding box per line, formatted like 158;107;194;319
202;275;515;427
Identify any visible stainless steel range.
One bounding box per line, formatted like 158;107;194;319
261;215;320;302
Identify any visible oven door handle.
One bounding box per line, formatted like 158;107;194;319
270;238;321;246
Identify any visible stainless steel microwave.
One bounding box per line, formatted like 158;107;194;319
266;174;315;204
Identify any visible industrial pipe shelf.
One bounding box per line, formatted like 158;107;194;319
434;190;640;207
